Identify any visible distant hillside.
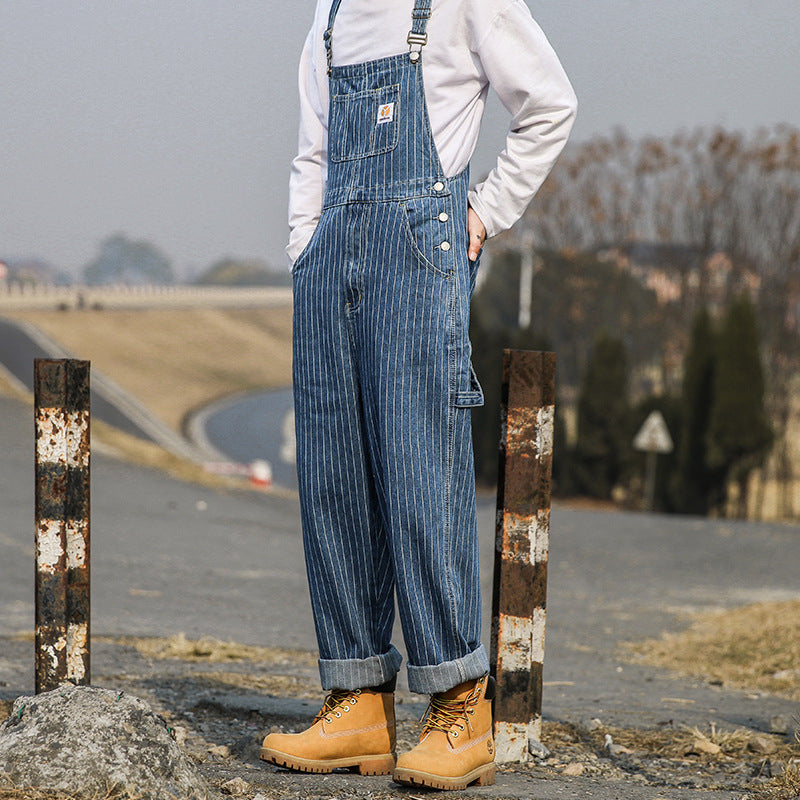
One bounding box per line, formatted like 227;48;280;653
195;257;290;287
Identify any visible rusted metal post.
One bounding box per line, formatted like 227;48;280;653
490;349;555;763
34;359;91;693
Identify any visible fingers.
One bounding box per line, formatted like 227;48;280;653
467;207;487;262
468;231;484;262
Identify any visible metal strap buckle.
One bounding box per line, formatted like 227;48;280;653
324;27;333;75
407;31;428;48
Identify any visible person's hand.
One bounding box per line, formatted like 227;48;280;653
467;207;486;262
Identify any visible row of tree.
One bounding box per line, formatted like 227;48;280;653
465;125;800;517
80;233;285;286
470;293;773;517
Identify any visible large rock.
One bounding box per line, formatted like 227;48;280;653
0;685;213;799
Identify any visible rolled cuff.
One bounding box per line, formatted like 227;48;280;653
318;645;403;691
406;644;490;695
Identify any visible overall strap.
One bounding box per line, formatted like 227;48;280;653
324;0;345;75
325;0;433;74
408;0;432;62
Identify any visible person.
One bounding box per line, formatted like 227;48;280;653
261;0;576;790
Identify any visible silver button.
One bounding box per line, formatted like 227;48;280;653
440;241;451;251
438;212;449;222
433;181;445;192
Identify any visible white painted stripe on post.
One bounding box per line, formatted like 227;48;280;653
66;622;88;682
498;510;550;564
535;404;554;459
35;410;68;464
494;719;541;764
532;509;549;563
66;411;90;468
36;519;65;572
35;631;67;672
66;520;88;569
497;609;547;672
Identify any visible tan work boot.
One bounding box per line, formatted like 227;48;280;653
393;675;495;790
260;688;396;775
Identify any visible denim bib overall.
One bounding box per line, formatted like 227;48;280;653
292;0;489;694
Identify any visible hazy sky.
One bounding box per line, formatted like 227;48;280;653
2;1;799;277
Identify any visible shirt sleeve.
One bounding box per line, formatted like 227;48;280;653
286;25;328;267
467;0;577;240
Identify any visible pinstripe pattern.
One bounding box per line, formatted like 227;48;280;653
293;0;488;695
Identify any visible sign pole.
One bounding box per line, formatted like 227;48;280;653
632;410;674;513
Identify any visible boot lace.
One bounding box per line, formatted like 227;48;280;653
313;688;361;724
420;686;479;737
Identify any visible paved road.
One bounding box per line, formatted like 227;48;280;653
2;390;800;740
190;387;297;488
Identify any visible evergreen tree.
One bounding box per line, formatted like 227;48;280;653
706;293;773;516
672;308;719;514
572;333;632;499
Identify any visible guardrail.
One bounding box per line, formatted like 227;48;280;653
0;283;292;311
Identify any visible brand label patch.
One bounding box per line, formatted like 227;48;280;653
377;102;395;125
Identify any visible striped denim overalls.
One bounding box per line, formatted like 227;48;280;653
292;0;489;694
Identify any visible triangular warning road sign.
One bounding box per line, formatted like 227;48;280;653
633;410;674;454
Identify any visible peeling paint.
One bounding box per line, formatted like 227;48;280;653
499;510;550;564
66;520;88;569
494;719;540;764
35;411;68;464
36;519;65;571
67;623;88;682
535;405;554;458
66;411;90;468
498;609;547;671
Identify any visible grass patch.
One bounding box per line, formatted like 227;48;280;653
625;597;800;699
4;307;293;431
0;785;131;800
105;633;317;667
543;719;791;761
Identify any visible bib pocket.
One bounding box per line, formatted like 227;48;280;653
329;84;400;163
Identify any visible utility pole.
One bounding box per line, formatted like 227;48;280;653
518;229;540;330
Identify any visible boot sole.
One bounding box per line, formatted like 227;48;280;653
393;763;496;790
260;747;395;776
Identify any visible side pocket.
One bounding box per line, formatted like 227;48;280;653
453;362;484;407
400;198;454;279
291;217;324;275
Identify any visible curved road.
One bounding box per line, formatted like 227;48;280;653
191;387;297;489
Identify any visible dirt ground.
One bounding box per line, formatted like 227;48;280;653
2;634;798;800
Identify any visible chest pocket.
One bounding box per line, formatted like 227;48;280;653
329;84;400;163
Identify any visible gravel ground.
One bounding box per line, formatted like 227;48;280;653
3;636;796;800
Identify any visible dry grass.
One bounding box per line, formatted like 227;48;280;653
756;761;800;800
4;307;293;431
104;632;317;667
625;597;800;699
0;784;135;800
543;720;791;761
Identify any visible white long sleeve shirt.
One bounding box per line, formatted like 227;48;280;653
287;0;577;266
